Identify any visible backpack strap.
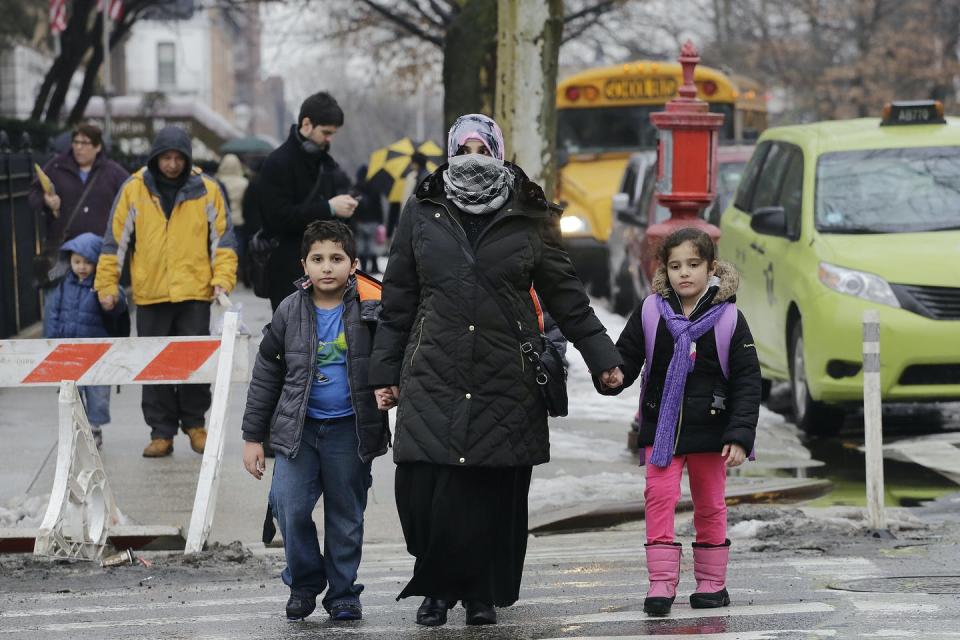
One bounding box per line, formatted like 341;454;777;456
714;303;738;380
637;294;660;407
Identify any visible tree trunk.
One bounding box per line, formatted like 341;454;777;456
33;0;97;123
68;17;134;125
495;0;563;195
442;0;498;132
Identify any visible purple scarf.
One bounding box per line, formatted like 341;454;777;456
649;295;731;468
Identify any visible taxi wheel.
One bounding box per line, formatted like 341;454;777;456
789;322;844;436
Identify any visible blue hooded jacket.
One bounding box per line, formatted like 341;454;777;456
45;233;127;339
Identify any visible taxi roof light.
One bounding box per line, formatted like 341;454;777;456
880;100;946;126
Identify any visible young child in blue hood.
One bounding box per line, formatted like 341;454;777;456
44;232;128;448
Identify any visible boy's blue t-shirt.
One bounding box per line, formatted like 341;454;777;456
306;304;354;420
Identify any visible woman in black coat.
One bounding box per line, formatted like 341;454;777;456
370;114;623;627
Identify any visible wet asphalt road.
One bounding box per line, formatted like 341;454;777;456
2;508;959;640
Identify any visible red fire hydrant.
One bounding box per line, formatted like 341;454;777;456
641;40;724;282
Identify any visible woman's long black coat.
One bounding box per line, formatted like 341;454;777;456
369;164;622;468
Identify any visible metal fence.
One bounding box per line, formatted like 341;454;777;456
0;132;48;339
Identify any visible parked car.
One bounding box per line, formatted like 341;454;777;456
718;101;960;435
608;146;753;316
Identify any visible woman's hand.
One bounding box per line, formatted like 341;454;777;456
375;386;400;410
243;442;266;479
599;366;624;389
721;443;747;467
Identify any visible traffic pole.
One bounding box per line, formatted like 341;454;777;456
862;310;887;531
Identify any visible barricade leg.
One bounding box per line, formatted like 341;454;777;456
33;381;120;560
184;311;239;554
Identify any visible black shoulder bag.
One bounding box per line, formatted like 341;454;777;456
474;271;568;418
33;171;101;289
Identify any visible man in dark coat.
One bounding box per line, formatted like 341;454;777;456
257;92;356;311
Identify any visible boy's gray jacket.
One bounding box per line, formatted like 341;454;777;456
241;275;390;462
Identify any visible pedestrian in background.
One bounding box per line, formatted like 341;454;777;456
241;221;389;622
95;126;237;458
216;154;250;279
597;226;760;616
28;123;128;333
350;165;384;274
370;114;623;627
257;92;357;311
388;151;429;240
44;232;128;449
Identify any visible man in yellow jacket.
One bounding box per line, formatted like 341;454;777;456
95;126;237;458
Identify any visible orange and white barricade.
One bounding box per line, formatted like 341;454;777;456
0;311;249;558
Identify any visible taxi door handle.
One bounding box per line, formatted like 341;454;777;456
750;242;766;255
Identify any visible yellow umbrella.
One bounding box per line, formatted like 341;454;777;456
366;138;444;203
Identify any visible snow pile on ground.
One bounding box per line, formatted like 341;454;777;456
0;494;49;528
564;303;638;424
529;472;645;513
549;429;633;463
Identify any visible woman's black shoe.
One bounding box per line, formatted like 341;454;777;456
416;597;456;626
464;600;497;625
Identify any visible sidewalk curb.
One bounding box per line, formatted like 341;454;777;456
529;478;833;536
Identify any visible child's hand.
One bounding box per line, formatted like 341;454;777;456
99;294;117;311
243;442;266;479
599;366;624;389
721;443;746;467
375;386;400;410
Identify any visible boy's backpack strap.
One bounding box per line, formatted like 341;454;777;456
715;303;738;380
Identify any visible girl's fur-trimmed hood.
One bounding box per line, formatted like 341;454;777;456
652;259;740;303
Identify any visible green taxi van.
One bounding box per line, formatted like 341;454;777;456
718;101;960;434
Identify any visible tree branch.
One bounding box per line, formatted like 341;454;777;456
404;0;446;31
359;0;444;47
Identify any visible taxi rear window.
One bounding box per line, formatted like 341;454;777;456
815;146;960;234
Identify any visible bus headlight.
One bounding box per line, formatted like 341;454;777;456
560;215;588;235
818;262;900;308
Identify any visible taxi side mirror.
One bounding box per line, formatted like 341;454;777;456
750;206;787;237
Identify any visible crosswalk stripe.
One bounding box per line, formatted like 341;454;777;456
538;632;838;640
565;601;835;623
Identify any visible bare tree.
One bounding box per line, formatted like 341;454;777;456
326;0;627;127
31;0;271;125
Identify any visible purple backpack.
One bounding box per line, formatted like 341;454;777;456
636;293;752;463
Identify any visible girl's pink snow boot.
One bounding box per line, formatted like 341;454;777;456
643;542;682;616
690;540;731;608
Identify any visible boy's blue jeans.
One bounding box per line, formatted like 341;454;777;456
270;415;372;612
79;385;111;427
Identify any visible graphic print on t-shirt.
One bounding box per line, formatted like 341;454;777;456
314;331;348;384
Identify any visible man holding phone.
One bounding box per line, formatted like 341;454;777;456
257;92;356;311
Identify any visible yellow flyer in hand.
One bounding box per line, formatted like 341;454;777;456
34;163;56;195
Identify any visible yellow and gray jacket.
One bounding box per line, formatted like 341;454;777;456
95;129;237;305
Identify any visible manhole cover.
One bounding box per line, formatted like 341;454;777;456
830;576;960;594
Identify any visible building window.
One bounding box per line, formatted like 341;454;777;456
157;42;176;89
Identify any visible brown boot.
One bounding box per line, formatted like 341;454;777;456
184;427;207;454
142;438;174;458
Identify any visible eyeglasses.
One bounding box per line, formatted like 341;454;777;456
72;139;95;147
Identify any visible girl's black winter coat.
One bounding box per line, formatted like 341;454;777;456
602;263;761;456
369;164;622;468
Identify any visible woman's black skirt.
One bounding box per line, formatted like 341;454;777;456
394;462;533;606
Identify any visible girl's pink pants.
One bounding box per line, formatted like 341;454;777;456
644;447;727;545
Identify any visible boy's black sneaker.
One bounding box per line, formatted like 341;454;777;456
329;603;362;621
286;595;316;621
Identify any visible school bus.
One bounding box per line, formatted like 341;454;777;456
555;60;767;295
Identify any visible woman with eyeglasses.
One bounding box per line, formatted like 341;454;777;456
370;114;623;627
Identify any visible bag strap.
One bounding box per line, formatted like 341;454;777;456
48;169;101;250
714;303;739;380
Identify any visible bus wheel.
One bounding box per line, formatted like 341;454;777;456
789;321;844;437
